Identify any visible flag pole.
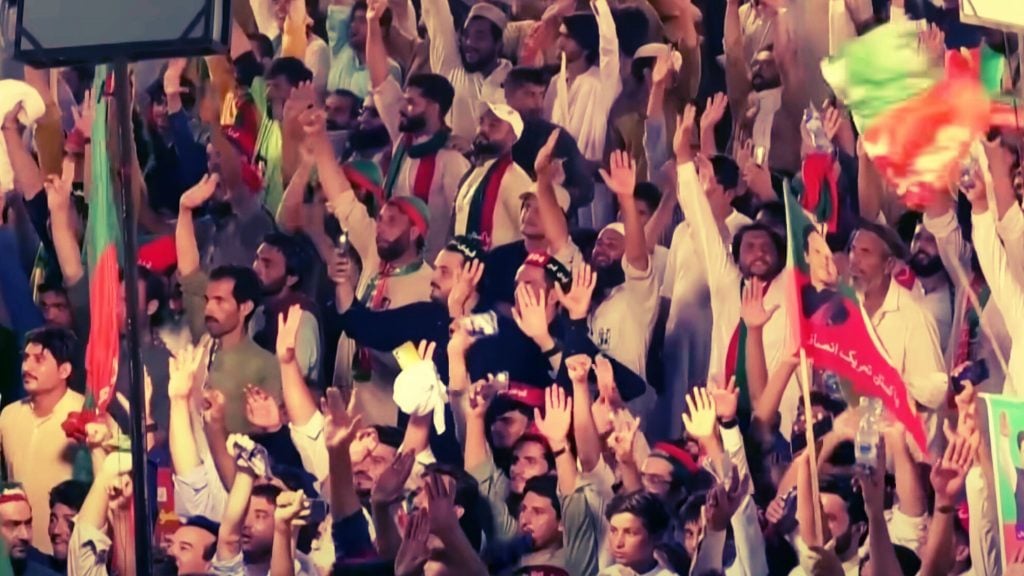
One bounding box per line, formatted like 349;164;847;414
799;346;824;544
113;57;153;576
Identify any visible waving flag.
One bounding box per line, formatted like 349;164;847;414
83;66;120;413
822;21;990;209
782;182;927;451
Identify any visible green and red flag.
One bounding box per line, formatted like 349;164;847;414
781;182;928;451
821;21;990;209
82;66;120;414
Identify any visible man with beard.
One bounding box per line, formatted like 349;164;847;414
176;174;282;435
531;131;657;414
909;224;954;349
504;67;593;213
422;0;512;142
327;0;402;98
346;97;393;164
453;101;534;249
725;0;804;175
673;106;802;434
0;328;84;554
0;489;60;575
366;3;470;260
847;221;946;451
256;57;314;214
326;89;360;132
304;106;432;424
248;232;321;383
39;480;89;573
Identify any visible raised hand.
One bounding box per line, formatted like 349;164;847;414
709;376;739;422
322;387;363;450
365;0;388;21
534;129;564;182
466;380;492;421
855;435;887;512
274;490;311;527
700;93;728;135
284;81;316;126
511;284;551;342
822;104;843;143
534;385;573;448
244;384;283;432
565;354;593;386
651;50;675;86
85;419;114;452
168;345;204;401
740;278;778;329
71;90;96;136
43;160;75;214
594;354;621;406
608;410;641;465
447;321;477;359
673;104;697;161
106;474;134;513
395;509;430;576
448;258;485;318
424;472;461;534
682;387;718;444
179;174;220;211
554;261;597;321
202;389;227;426
276;304;303;364
299;106;328;139
705;472;750;531
930;433;975;507
600;150;638;197
370;450;416;506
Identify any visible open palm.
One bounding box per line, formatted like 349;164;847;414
682;387;718;442
534;386;572;445
322;387;363;450
276;304;303;363
600;150;638;197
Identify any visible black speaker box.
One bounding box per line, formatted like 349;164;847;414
13;0;230;67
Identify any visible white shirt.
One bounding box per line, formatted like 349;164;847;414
589;252;659;385
865;281;948;453
371;76;471;260
421;0;511;142
674;162;797;435
544;0;622;161
452;157;533;249
923;208;1011;395
973;207;1024;399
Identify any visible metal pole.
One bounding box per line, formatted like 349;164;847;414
113;57;153;576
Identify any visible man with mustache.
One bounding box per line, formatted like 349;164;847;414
453;102;534;250
303;106;432;425
0;328;84;555
421;0;512;142
0;488;60;575
909;223;954;349
175;173;283;435
366;1;470;260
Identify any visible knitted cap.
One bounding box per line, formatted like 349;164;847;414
445;234;486;263
386;196;430;235
467;3;507;30
650;440;700;487
343;158;384;197
137;234;177;274
523;252;571;291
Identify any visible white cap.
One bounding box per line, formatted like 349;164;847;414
633;43;683;72
521;183;571;212
485;101;524;140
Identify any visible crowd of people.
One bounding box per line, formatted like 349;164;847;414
0;0;1022;574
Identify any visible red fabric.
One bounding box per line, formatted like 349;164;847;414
387;198;429;235
801;153;839;233
61;409;105;443
86;246;120;412
501;383;546;409
411;147;438;204
137;234;177;273
0;493;28;505
479;154;513;249
652;441;700;473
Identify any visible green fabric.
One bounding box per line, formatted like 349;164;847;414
0;537;13;576
980;43;1005;96
255;115;284;215
383;131;450;199
820;21;940;133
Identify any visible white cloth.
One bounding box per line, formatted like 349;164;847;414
865;282;948;454
544;0;621;161
750;87;782;162
0;79;45;193
589;253;658;387
393;359;448;433
420;0;511;142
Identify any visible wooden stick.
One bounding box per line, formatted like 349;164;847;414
799;346;824;544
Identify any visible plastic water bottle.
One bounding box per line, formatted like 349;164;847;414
803;105;834;154
855;397;882;472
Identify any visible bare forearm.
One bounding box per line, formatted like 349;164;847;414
205;422;237;489
401;414;431;455
218;472;255;559
110;511;135;576
618;459;642;493
464;417;490;472
371;501;403;559
168;398;202;475
366;20;390;87
754;361;796;429
551;442;578;496
867;508;902;575
328;447;361;519
271;524;296;576
918;507;955;576
744;327;769;405
571;382;602;473
276;160;313;232
619;197;649;271
3;129;44;196
176;208;201;277
646;81;667;120
50;206;85;285
281;359;318;427
891;443;927;517
536;174;569;252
